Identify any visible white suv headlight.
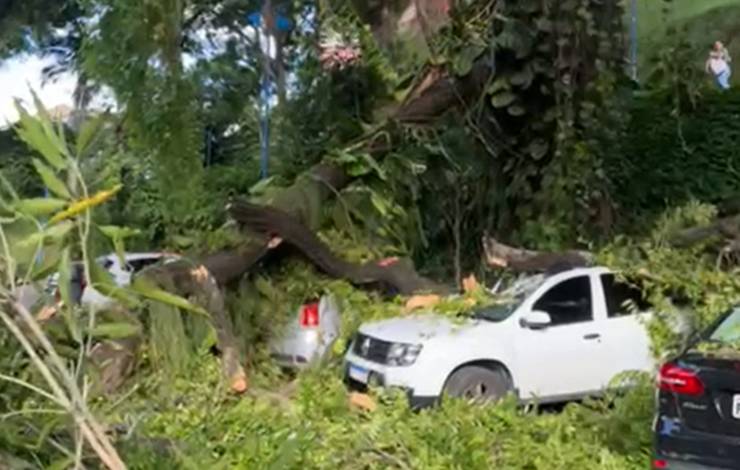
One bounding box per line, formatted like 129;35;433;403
386;343;423;366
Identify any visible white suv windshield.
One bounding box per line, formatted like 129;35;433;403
473;274;546;322
472;301;521;322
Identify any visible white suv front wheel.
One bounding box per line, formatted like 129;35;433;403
443;365;512;404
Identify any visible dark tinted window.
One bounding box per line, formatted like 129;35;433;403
127;257;161;273
533;276;592;326
601;274;651;318
101;258;114;270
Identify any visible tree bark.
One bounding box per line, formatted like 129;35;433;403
349;0;452;55
228;201;453;295
482;235;592;273
139;260;248;392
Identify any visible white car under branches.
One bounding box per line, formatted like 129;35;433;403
344;267;684;408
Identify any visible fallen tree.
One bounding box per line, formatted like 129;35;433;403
76;0;630;394
125;44;494;392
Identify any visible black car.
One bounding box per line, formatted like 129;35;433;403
654;306;740;469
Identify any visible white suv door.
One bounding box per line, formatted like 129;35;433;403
514;273;612;401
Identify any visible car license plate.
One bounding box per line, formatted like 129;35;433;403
733;394;740;419
348;364;369;384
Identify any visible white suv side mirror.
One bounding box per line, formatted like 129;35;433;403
520;310;552;330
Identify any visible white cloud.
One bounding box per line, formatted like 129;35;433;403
0;54;76;127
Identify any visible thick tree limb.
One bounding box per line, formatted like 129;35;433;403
228;200;452;295
482;236;593;273
396;60;493;124
671;214;740;248
141;260;248;393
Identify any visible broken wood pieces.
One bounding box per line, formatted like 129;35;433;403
349;391;377;412
404;294;442;312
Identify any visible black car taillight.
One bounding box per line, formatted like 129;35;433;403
658;362;705;396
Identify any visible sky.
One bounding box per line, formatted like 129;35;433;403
0;54;76;127
0;13;295;130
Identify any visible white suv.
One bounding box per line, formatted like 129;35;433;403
344;267;663;408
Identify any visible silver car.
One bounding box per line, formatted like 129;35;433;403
25;253;342;369
270;295;341;368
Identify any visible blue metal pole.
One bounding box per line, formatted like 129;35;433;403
247;8;291;180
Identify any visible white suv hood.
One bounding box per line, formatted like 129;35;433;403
358;314;480;344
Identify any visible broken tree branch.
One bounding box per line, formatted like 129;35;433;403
482;235;593;273
228;200;453;295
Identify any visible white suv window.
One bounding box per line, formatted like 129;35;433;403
533;276;592;326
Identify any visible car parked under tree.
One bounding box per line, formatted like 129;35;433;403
344;267;671;408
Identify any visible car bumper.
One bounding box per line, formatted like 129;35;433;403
654;458;732;470
343;352;439;409
270;329;331;369
655;415;740;469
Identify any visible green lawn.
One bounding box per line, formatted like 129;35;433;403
632;0;740;82
636;0;740;41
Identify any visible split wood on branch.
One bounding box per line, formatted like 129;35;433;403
228;200;453;296
482;235;593;273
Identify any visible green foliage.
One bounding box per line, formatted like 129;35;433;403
0;97;135;467
111;347;654;469
598;201;740;354
0;1;81;57
0;97;221;467
607;90;740;222
638;0;740;86
82;0;206;236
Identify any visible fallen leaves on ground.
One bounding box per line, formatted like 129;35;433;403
348;392;377;412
